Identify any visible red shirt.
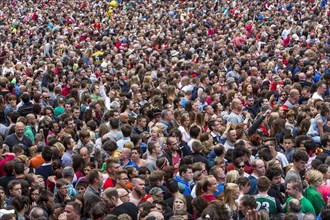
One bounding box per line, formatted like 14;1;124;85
0;155;15;177
103;178;115;189
201;194;217;202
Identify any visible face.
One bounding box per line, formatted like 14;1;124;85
65;205;78;219
182;169;193;182
236;162;245;175
255;161;265;176
76;186;86;196
271;175;282;187
174;198;185;211
46;196;55;209
282;139;294;152
232;188;240;200
133;179;146;195
117;174;129;187
84;166;92;176
325;167;330;180
31;189;40;201
286;183;296;197
59;184;69;196
80;149;90;163
15;124;25;138
294;160;307;172
119;191;130;203
10;184;22;197
208;177;219;193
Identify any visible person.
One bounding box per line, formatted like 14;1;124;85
129;176;146;206
304;170;325;215
248;159;266;195
174;165;193;196
3;122;33;156
35;146;54;182
102;188;138;220
266;166;286;205
11;195;30;220
84;169;102;217
37;190;55;216
60;202;81;220
145;141;162;172
224;183;240;219
288;198;304;220
285;180;315;215
255;176;281;215
5;180;22;207
238;195;258;220
285;150;309;184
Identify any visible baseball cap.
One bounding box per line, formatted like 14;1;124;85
149;187;164;195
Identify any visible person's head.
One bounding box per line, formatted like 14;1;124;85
101;188;119;209
173;194;187;214
119;148;132;161
8;180;22;197
251;159;265;177
29;207;48;220
265;166;283;187
286;180;303;197
293;150;309;172
233;157;246;175
149;187;165;201
224;170;239;184
224;183;240;205
11;195;30;213
256;176;270;193
115;170;129;188
192;140;203;153
117;188;130;203
15;122;25;138
307;170;324;187
239;195;257;217
65;202;81;220
288;198;302;213
42;146;53;162
56;179;69;197
79;147;90;163
179;165;193;182
88;169;103;188
63;167;75;181
38;190;55;211
131;177;146;196
106;158;121;175
148;141;162;156
189;125;201;139
236;177;251;194
282;134;295;152
167;136;180;152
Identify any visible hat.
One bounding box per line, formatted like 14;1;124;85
171;50;179;57
149;187;164;195
292;34;299;41
282;105;289;111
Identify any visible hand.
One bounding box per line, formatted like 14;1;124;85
58;213;67;220
2;152;15;157
246;209;261;220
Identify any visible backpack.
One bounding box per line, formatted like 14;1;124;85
191;85;204;101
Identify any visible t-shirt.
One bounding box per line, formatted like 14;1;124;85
303;185;324;215
255;194;278;215
285;197;316;215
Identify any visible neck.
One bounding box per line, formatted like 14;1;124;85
150;153;158;159
258;191;268;195
232;109;241;115
132;189;144;199
295;193;303;200
90;184;99;191
116;199;123;207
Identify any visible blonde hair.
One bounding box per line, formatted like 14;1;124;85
123;142;134;150
225;170;239;185
307;170;324;186
173;194;187;214
224;183;239;210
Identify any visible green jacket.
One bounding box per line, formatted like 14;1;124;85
25;125;34;144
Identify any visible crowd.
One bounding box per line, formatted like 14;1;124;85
0;0;330;219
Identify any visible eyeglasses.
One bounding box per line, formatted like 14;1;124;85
60;187;69;190
237;165;245;169
120;193;129;197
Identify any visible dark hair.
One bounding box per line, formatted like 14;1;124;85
166;179;179;193
293;150;309;163
11;195;29;212
189;125;201;139
265;166;282;180
88;169;100;184
38;190;54;205
42;146;53;162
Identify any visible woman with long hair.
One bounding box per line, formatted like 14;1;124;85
223;183;240;220
178;113;191;142
173;194;188;215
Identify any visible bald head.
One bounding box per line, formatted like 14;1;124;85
298;72;306;81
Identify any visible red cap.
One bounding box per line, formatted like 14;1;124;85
282;105;289;111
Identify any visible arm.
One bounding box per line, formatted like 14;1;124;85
317;119;324;137
248;115;266;136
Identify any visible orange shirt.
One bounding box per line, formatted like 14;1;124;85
30;155;45;169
